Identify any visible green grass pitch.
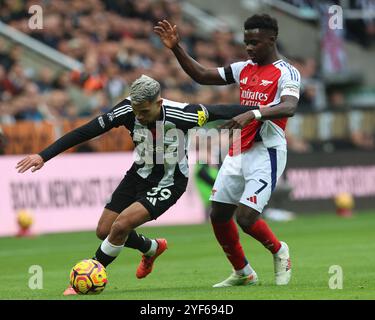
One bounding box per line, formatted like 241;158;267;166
1;211;374;300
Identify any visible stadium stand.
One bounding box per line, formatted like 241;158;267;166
0;0;374;154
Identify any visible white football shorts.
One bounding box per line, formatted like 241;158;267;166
209;142;287;213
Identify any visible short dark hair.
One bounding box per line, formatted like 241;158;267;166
244;14;278;37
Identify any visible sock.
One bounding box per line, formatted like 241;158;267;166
211;219;248;271
93;237;124;267
234;264;254;276
245;218;281;254
124;230;152;253
144;239;158;256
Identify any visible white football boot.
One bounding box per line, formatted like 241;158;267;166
213;270;258;288
273;241;292;285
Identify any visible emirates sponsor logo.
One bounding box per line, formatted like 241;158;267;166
241;90;269;105
241;90;269;101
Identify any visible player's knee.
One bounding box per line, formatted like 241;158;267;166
209;208;219;222
95;224;109;240
236;214;252;230
210;202;235;222
236;206;259;230
210;208;229;222
110;219;132;237
110;221;125;237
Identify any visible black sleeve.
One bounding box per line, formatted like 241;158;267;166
223;65;235;84
203;104;260;122
39;99;134;162
170;103;259;130
39;117;112;162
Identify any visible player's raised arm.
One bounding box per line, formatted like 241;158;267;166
154;20;226;85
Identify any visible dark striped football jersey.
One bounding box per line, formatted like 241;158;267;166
101;97;210;187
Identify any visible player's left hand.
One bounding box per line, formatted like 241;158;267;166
219;110;255;130
16;154;45;173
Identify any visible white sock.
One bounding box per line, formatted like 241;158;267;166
274;242;286;256
235;264;254;276
101;236;125;257
144;239;158;256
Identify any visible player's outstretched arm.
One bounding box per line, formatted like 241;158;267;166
154;20;226;85
16;154;44;173
15;115;116;173
219;95;298;130
15;98;133;172
174;103;258;130
204;104;259;123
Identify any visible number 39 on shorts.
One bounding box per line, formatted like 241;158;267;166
147;187;172;201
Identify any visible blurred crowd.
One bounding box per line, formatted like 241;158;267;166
283;0;375;48
0;0;243;126
0;0;374;153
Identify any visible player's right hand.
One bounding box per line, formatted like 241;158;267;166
16;154;45;173
154;20;180;49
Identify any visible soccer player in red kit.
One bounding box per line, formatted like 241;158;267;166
155;14;300;286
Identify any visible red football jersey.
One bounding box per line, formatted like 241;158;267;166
218;59;300;155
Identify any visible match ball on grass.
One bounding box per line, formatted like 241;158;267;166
70;259;108;295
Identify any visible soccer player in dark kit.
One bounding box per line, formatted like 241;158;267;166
17;74;264;293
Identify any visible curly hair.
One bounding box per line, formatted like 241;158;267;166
244;14;278;37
